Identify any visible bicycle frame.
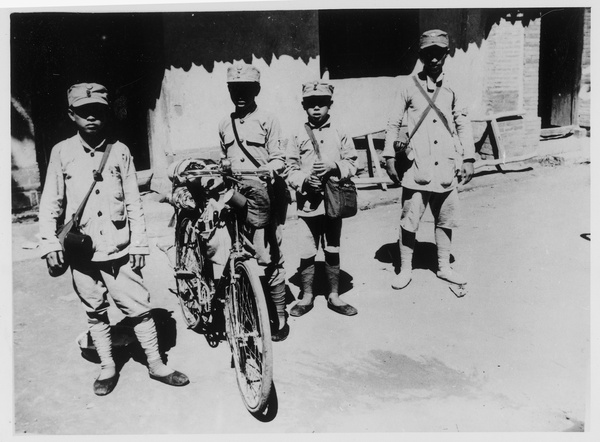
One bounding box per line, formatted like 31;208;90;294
175;162;275;414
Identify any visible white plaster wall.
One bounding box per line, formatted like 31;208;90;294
148;54;321;189
148;43;488;190
149;55;320;152
327;42;486;139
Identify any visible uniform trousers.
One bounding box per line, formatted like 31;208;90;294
71;254;151;321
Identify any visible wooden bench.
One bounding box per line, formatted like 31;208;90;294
352;110;535;188
470;110;536;171
352;129;392;190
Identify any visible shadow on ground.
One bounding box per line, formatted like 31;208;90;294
77;308;179;371
374;241;454;274
288;261;354;300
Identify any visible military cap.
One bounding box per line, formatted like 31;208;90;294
302;81;334;98
227;63;261;83
67;83;109;107
420;29;449;49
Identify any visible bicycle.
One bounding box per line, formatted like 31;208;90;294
170;159;274;415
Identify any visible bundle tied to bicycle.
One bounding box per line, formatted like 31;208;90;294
167;157;275;265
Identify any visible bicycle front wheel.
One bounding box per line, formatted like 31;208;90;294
225;259;273;414
175;216;209;331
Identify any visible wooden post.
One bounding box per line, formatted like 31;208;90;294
366;133;387;191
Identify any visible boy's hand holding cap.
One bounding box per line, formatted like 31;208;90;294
67;83;109;107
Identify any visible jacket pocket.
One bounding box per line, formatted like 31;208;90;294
110;195;126;223
107;171;127;223
412;149;432;185
246;134;266;148
439;157;458;188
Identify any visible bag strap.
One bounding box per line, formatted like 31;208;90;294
412;75;453;135
72;142;114;227
402;78;441;146
303;123;322;160
231;115;262;168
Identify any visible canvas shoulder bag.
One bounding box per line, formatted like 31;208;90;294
304;123;357;219
230;116;290;226
50;143;113;277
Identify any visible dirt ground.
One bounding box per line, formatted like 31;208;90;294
7;137;594;439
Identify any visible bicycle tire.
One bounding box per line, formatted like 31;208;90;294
175;217;208;331
224;259;273;414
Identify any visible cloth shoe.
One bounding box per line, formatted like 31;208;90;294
327;300;358;316
437;268;466;285
290;299;314;317
149;370;190;386
271;322;290;342
93;373;119;396
391;270;412;290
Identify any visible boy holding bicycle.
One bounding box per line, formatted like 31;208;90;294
218;63;290;341
39;83;189;396
285;81;359;317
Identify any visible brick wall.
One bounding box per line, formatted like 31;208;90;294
578;8;591;128
477;15;541;158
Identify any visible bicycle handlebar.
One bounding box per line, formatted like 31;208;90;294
181;167;271;180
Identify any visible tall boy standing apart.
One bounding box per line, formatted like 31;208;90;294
383;30;476;290
39;83;189;395
218;63;289;341
286;81;359;317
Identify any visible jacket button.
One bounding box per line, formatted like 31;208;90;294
240;157;245;162
95;189;100;194
435;161;439;165
90;152;95;157
98;211;102;217
433;119;437;123
434;140;438;144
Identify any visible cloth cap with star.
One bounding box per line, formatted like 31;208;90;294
67;83;109;107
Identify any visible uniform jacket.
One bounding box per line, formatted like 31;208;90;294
286;118;359;216
383;71;476;192
38;134;149;261
218;106;286;173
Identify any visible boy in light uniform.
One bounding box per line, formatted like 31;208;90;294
39;83;189;395
286;81;359;317
218;63;290;341
383;30;476;290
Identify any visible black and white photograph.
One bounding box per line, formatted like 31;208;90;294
4;0;596;439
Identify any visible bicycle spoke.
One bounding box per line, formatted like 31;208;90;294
226;261;272;411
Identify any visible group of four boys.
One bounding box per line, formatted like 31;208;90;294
39;29;475;396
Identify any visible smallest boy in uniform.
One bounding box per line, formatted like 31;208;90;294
286;81;359;317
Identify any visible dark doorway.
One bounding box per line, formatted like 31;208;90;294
538;8;584;128
11;13;165;186
318;9;420;79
